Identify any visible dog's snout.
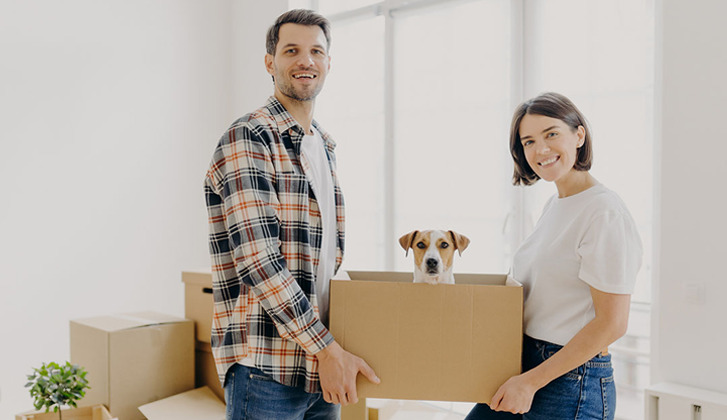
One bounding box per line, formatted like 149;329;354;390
426;258;439;269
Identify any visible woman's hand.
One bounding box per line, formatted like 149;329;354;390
489;372;539;414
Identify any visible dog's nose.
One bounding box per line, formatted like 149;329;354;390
426;258;438;269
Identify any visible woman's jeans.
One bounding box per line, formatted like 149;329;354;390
224;363;340;420
466;335;616;420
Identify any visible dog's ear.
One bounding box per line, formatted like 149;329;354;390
398;231;419;257
448;230;470;256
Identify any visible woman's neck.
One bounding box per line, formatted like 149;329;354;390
555;171;597;198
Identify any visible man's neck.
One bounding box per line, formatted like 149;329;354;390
275;92;316;135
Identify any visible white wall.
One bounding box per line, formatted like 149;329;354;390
231;1;287;115
653;0;727;394
0;0;284;417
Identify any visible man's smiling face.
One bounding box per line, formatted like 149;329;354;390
266;23;330;103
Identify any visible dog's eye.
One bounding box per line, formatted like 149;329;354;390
440;242;449;249
416;242;426;249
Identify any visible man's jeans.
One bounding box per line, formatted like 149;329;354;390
224;363;340;420
465;335;617;420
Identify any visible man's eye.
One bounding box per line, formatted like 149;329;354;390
440;242;449;249
416;242;426;249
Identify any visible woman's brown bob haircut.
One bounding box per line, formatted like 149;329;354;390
510;92;593;186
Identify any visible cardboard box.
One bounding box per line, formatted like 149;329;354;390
182;270;214;343
195;340;225;401
182;270;226;401
138;387;225;420
16;404;116;420
340;399;370;420
330;271;522;404
70;312;195;420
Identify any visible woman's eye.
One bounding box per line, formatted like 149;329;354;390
523;140;533;147
416;242;426;249
547;132;558;138
440;242;449;249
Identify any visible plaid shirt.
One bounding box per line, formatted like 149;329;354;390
204;96;345;393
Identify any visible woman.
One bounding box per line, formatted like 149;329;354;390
466;92;642;420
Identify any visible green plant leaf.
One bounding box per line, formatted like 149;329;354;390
25;360;90;414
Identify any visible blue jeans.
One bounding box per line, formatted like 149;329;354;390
224;363;340;420
466;335;616;420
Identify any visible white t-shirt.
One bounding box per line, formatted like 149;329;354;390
512;183;643;346
300;128;337;325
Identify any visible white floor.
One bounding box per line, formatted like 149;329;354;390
366;399;475;420
365;395;645;420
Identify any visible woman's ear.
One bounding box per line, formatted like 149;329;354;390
576;125;586;148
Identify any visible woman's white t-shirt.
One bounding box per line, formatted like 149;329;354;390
512;183;643;346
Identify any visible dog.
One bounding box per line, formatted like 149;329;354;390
399;230;470;284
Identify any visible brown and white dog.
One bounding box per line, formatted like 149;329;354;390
399;230;470;284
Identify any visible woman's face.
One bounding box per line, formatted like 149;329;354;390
518;113;585;185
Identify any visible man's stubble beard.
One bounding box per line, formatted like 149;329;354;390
274;70;324;103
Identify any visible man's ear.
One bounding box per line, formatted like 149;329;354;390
265;53;274;76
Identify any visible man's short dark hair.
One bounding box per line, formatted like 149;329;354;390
266;9;331;55
510;92;593;186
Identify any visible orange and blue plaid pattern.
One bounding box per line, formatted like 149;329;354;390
204;96;344;393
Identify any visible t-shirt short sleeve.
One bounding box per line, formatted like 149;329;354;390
577;211;643;294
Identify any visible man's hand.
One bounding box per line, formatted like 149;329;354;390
489;373;538;414
316;341;380;406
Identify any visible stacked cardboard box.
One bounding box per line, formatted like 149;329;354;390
178;269;523;420
59;275;225;420
69;312;195;420
182;270;225;401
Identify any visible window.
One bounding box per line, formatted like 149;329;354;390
316;16;386;269
312;1;654;418
392;0;512;274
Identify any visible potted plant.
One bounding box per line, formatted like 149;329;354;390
25;361;90;420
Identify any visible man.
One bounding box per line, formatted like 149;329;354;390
204;9;379;420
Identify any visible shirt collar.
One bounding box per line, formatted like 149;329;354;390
264;96;337;153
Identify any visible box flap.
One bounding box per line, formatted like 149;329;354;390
182;270;212;286
71;312;189;332
121;311;189;326
138;387;225;420
345;270;514;286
